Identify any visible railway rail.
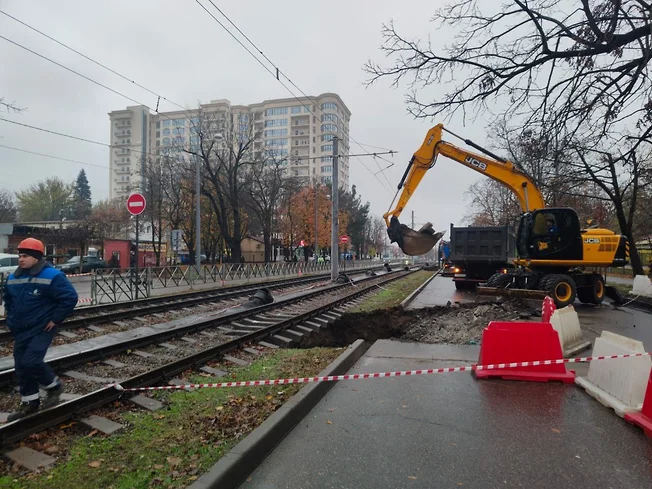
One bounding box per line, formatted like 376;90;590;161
0;265;389;342
0;267;416;449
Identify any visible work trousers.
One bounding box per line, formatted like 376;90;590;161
13;329;57;402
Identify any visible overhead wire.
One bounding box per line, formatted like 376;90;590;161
0;9;186;112
197;0;396;194
0;143;110;170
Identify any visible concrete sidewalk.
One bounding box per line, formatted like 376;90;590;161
241;341;652;488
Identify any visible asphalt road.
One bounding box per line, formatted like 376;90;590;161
242;342;652;489
241;275;652;488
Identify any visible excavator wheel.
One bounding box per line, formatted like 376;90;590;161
544;274;577;308
589;274;605;304
486;272;512;288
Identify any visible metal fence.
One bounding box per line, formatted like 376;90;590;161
91;259;390;304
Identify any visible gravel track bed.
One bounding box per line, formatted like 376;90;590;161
0;273;399;413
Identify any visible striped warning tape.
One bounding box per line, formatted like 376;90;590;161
76;297;93;305
110;351;652;392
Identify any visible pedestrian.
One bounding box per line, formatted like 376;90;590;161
3;238;78;421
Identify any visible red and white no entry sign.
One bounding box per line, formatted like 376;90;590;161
339;235;349;244
126;192;147;216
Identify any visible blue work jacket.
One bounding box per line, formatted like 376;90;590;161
3;260;78;342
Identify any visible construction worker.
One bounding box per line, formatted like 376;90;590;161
3;238;78;421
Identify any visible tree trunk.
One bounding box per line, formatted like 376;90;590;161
614;206;644;275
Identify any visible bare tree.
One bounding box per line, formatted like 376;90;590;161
0;189;17;222
141;156;166;266
0;97;23;113
243;155;298;262
365;1;652;140
186;109;262;262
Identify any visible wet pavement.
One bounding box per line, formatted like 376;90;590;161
406;274;477;309
241;341;652;488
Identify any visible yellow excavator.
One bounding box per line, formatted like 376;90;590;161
384;124;629;307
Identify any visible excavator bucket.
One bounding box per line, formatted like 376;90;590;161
387;216;444;256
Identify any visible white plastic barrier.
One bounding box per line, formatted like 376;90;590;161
575;331;652;417
632;275;652;297
549;305;591;357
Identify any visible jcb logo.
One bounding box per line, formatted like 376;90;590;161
464;156;487;171
584;238;600;244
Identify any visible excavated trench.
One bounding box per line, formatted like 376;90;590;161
300;298;541;349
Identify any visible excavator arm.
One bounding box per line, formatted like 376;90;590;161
384;124;546;255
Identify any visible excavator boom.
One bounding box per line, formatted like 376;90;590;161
384;124;545;255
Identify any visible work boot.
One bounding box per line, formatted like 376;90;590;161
7;400;40;422
42;381;63;409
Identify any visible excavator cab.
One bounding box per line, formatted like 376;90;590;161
516;208;583;263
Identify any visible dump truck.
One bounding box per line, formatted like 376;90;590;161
448;224;516;289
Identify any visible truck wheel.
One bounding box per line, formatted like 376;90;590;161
589;275;605;304
486;273;511;288
455;281;472;290
545;274;577;308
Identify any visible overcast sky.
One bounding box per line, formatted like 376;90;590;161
0;0;493;236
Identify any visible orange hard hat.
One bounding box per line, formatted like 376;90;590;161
17;238;45;254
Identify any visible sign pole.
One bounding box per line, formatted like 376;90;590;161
135;213;139;300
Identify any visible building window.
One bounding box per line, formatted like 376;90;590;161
173;119;184;126
321;144;333;152
321;156;332;163
265;107;288;116
156;122;160;128
321;102;338;111
163;137;171;145
321;124;338;133
162;128;170;136
172;127;185;136
163;120;171;127
264;128;288;137
321;176;332;184
291;106;302;114
156;131;160;138
304;106;311;113
265;119;288;127
321;165;332;173
265;138;288;147
321;134;333;142
321;114;338;123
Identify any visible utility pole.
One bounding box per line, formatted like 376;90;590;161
314;180;319;261
195;155;201;271
331;137;339;281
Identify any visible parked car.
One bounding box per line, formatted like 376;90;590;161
0;253;19;278
57;255;108;274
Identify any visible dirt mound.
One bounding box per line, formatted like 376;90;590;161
401;299;539;345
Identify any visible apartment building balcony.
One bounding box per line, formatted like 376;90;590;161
291;129;309;137
114;159;130;166
292;118;309;127
114;167;130;174
114;130;131;137
115;140;130;146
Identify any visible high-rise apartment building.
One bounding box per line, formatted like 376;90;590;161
108;93;351;200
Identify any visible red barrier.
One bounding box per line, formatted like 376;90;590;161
624;370;652;437
474;321;575;383
541;296;556;323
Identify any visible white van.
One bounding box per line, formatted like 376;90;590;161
0;253;19;278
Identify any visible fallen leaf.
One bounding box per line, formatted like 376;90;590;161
402;405;408;408
326;420;332;425
154;464;164;469
86;429;99;437
88;460;102;468
408;476;417;480
167;457;182;467
216;406;224;411
457;483;465;487
188;476;198;481
551;428;561;433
